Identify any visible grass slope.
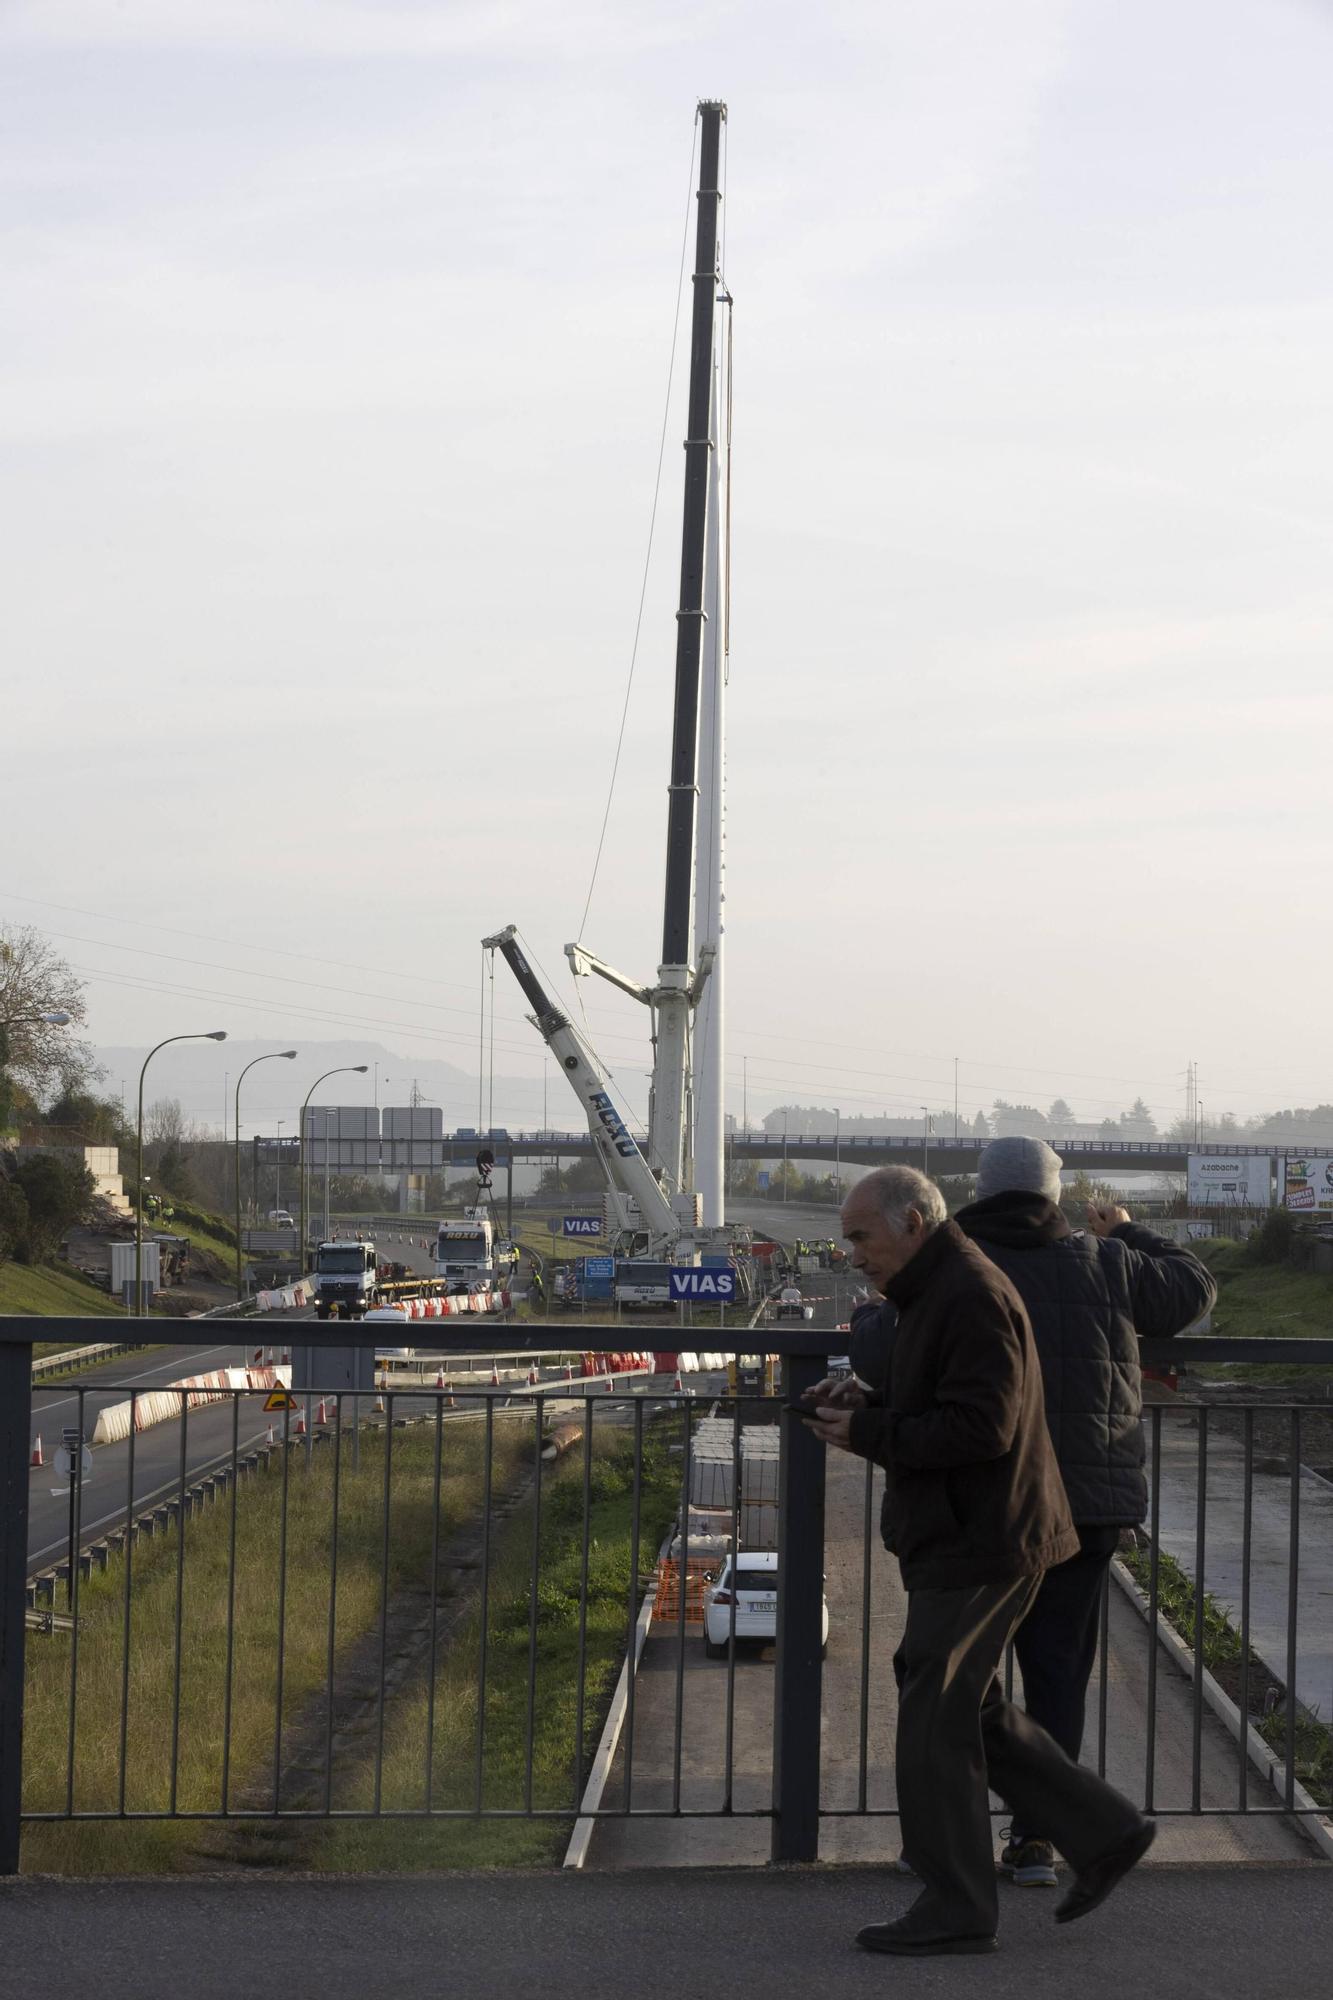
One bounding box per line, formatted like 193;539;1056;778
0;1261;125;1321
1194;1240;1333;1342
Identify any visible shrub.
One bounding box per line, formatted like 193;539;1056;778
1245;1207;1295;1265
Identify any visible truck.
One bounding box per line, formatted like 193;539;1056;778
435;1212;497;1293
313;1239;379;1319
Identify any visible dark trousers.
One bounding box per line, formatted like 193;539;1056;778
1009;1524;1119;1836
893;1573;1142;1938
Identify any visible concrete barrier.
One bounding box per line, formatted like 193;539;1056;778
91;1364;291;1445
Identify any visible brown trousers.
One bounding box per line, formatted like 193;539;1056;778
894;1572;1142;1937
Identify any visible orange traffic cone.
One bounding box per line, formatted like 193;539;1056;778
445;1379;457;1408
295;1409;308;1438
672;1370;684;1395
434;1369;446;1390
527;1364;538;1387
265;1425;276;1446
281;1347;291;1366
316;1399;329;1425
30;1434;43;1468
490;1362;500;1388
564;1361;574;1381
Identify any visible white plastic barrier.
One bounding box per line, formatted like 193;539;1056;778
254;1280;315;1312
91;1364;291;1445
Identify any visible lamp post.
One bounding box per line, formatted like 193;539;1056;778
921;1106;932;1177
299;1066;369;1274
234;1050;297;1301
136;1031;227;1313
275;1122;284;1214
834;1106;841;1199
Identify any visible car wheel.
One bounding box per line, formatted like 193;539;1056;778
820;1641;829;1660
704;1635;727;1660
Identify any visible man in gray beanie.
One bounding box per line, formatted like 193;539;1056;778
951;1135;1215;1887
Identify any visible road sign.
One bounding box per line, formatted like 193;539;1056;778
53;1442;92;1483
264;1389;299;1412
582;1256;615;1279
756;1171;770;1190
669;1266;736;1302
562;1215;603;1238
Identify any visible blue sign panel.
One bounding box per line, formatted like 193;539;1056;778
756;1170;770;1190
582;1256;615;1278
669;1265;736;1301
562;1215;604;1238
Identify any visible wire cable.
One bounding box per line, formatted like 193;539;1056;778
575;117;698;943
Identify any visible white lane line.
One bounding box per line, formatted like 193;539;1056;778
30;1342;254;1427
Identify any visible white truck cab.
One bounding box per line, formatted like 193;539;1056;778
435;1211;496;1294
313;1239;378;1319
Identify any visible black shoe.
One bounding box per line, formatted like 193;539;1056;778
998;1833;1058;1888
857;1921;998;1957
1055;1819;1156;1925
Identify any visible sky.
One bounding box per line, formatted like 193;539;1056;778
4;0;1333;1142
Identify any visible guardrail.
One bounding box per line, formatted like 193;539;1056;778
1;1319;1330;1876
30;1341;151;1382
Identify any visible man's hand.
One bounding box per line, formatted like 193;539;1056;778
1086;1202;1131;1237
797;1374;866;1411
799;1405;858;1454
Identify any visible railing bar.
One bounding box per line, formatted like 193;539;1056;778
325;1394;344;1817
1191;1407;1207;1814
1239;1408;1253;1813
272;1396;293;1812
1096;1558;1110;1777
168;1387;189;1816
220;1393;240;1815
474;1399;494;1814
671;1394;692;1815
64;1386;88;1818
117;1391;138;1818
623;1398;644;1812
1286;1408;1300;1811
1145;1405;1161;1814
856;1453;873;1814
424;1392;444;1815
524;1393;544;1815
572;1399;593;1808
375;1391;394;1815
722;1389;741;1814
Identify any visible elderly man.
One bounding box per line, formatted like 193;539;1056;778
803;1166;1153;1957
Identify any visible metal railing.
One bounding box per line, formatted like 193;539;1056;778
1;1320;1330;1875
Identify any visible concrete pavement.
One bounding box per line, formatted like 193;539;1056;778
1;1864;1329;2000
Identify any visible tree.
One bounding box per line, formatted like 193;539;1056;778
8;1152;95;1261
45;1087;134;1150
992;1100;1049;1137
0;1176;29;1269
971;1109;990;1139
0;926;95;1130
1119;1097;1157;1139
1048;1098;1075;1130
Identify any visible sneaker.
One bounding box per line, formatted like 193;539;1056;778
998;1833;1058;1888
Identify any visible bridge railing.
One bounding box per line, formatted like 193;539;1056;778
1;1322;1329;1873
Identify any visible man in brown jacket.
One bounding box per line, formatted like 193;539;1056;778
802;1166;1154;1956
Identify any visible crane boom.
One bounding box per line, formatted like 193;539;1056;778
481;928;679;1247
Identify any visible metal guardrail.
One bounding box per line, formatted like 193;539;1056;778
1;1320;1330;1876
30;1342;151;1381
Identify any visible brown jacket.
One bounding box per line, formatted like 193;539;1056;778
846;1220;1078;1590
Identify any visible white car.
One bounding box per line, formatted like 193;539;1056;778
701;1551;830;1659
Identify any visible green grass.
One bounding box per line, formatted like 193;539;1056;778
0;1261;126;1320
18;1404;680;1873
1122;1542;1332;1809
1194;1239;1333;1342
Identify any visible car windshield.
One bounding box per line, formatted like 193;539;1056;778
439;1234;486;1259
317;1249;368;1274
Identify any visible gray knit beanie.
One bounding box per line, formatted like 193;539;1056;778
976;1136;1064;1203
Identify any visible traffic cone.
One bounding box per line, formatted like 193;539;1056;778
490;1362;500;1388
281;1347;291;1366
30;1434;43;1468
527;1364;538;1387
444;1379;456;1408
564;1361;574;1381
265;1425;276;1446
435;1369;446;1390
605;1373;614;1393
316;1399;329;1425
295;1409;308;1438
672;1370;684;1396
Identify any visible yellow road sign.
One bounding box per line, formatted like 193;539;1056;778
264;1389;298;1412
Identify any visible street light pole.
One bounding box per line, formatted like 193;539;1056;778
921;1105;931;1178
834;1106;841;1198
299;1065;369;1275
234;1050;297;1302
136;1030;227;1313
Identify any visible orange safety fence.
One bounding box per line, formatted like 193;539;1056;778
652;1555;714;1626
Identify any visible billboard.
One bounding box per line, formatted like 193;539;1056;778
1187;1156;1271;1206
1283;1157;1333;1213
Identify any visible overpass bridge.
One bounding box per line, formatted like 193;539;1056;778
436;1132;1274;1178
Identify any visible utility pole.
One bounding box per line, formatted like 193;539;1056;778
921;1106;931;1177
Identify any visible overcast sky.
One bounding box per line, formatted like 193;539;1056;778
4;0;1333;1138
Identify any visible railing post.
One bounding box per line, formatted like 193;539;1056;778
772;1349;826;1862
0;1341;34;1875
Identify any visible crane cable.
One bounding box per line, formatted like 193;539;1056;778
575;116;699;943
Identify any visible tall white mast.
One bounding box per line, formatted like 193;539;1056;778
693;312;729;1226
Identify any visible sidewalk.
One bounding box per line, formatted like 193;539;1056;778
2;1864;1329;2000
